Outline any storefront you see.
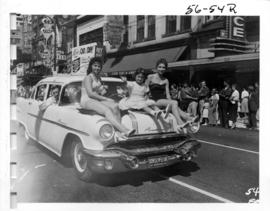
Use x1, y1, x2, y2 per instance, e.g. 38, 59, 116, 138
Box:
101, 16, 259, 90
166, 16, 259, 90
168, 52, 259, 89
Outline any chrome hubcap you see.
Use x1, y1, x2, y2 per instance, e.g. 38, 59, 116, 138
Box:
74, 143, 87, 172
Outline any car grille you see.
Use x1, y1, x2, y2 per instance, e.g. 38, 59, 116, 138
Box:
106, 133, 192, 156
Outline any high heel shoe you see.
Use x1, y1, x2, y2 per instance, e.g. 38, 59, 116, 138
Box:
153, 110, 162, 118
126, 129, 136, 137
163, 104, 171, 119
114, 131, 128, 142
190, 115, 200, 123
176, 124, 188, 134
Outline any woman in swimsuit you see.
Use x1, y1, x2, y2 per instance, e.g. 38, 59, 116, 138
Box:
80, 57, 135, 139
145, 58, 197, 132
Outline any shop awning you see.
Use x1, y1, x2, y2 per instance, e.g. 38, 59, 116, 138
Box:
169, 52, 259, 70
103, 46, 187, 75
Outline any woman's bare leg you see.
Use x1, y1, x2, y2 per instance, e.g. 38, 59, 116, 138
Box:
101, 100, 122, 122
84, 99, 129, 134
155, 99, 184, 125
178, 107, 193, 121
142, 106, 155, 116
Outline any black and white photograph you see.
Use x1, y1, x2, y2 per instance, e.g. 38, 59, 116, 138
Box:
1, 0, 270, 210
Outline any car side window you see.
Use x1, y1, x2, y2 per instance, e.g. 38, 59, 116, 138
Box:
30, 87, 36, 99
35, 84, 47, 101
47, 84, 62, 103
60, 82, 81, 106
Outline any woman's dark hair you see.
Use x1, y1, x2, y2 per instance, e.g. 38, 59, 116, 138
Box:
156, 58, 168, 69
133, 67, 146, 80
87, 57, 103, 75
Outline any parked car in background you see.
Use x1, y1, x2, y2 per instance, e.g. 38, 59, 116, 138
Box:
17, 75, 201, 182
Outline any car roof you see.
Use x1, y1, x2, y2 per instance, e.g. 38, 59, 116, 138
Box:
39, 74, 124, 85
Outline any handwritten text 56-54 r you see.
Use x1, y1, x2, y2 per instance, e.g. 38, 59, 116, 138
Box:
185, 3, 237, 15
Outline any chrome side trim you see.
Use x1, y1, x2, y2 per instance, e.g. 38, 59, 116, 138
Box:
28, 113, 89, 136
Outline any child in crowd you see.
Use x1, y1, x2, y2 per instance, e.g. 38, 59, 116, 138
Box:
201, 98, 210, 126
119, 68, 168, 118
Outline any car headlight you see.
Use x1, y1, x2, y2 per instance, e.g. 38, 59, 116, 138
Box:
99, 124, 114, 141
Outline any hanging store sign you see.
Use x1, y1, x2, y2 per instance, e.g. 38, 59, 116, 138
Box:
41, 16, 54, 46
104, 16, 125, 48
71, 42, 97, 75
228, 16, 246, 41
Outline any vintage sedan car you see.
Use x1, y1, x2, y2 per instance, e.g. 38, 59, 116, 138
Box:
17, 75, 201, 182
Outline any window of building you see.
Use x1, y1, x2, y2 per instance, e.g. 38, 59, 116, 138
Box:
79, 28, 103, 46
166, 16, 177, 34
205, 16, 220, 23
180, 16, 191, 32
123, 15, 129, 44
137, 16, 145, 41
147, 15, 155, 39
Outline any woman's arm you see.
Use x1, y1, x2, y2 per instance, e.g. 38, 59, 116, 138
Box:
84, 75, 111, 101
165, 79, 172, 100
145, 74, 152, 86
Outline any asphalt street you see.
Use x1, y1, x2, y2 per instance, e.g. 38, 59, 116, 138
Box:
11, 121, 259, 203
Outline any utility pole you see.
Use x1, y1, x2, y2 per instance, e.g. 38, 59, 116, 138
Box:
54, 17, 57, 73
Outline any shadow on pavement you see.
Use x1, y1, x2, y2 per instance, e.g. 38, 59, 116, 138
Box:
92, 161, 200, 187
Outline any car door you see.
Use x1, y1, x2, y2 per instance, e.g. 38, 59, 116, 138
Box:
36, 83, 65, 153
26, 83, 48, 140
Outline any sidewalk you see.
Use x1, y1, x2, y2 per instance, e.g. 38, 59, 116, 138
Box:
194, 124, 259, 147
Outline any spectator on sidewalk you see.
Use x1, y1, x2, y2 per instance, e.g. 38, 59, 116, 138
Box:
201, 98, 210, 126
187, 84, 199, 117
219, 80, 232, 128
170, 83, 180, 101
180, 82, 198, 115
229, 83, 240, 129
240, 87, 249, 123
248, 85, 259, 130
198, 81, 209, 123
208, 88, 219, 126
254, 82, 259, 127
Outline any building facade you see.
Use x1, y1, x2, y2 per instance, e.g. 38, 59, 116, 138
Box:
74, 15, 259, 89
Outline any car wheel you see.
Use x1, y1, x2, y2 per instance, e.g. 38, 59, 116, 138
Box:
71, 140, 95, 182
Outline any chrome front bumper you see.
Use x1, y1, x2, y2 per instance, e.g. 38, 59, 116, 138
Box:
83, 134, 201, 173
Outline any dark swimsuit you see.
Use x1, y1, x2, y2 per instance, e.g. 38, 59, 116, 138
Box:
149, 83, 166, 101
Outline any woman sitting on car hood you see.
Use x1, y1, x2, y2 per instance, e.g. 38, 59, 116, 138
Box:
80, 57, 135, 140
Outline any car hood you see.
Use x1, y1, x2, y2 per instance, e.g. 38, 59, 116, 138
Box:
121, 111, 177, 135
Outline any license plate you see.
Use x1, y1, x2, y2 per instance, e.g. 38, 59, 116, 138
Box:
148, 156, 169, 167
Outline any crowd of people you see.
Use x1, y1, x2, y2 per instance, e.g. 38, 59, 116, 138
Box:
17, 85, 33, 98
169, 80, 259, 130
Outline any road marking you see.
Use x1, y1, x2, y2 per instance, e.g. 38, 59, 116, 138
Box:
18, 169, 30, 183
34, 164, 47, 169
166, 177, 234, 203
198, 139, 259, 154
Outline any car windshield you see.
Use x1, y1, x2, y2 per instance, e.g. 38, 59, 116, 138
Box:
60, 80, 127, 106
